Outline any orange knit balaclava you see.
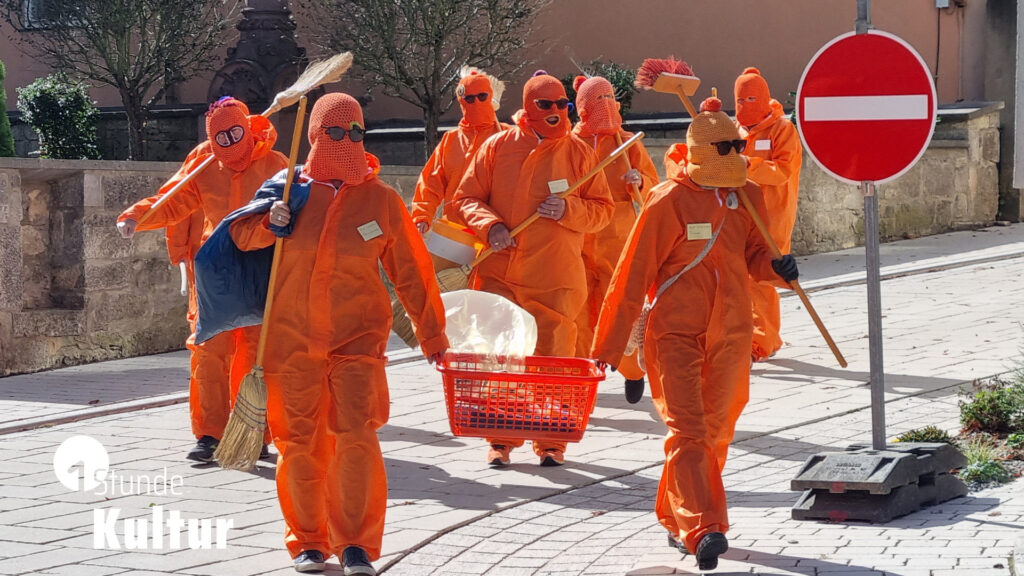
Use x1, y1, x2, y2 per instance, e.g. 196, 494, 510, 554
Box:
574, 75, 622, 136
686, 97, 747, 188
520, 73, 570, 139
206, 97, 254, 172
305, 93, 369, 184
457, 71, 497, 129
734, 67, 772, 128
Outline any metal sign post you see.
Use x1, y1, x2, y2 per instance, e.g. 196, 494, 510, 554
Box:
862, 181, 886, 450
789, 0, 968, 523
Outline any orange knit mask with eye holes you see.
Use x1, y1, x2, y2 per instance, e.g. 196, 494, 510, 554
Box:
457, 72, 497, 129
520, 74, 570, 140
575, 76, 621, 136
686, 97, 747, 188
305, 93, 369, 184
206, 97, 254, 172
735, 67, 772, 128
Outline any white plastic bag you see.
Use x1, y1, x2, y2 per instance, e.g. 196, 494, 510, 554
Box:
440, 290, 537, 368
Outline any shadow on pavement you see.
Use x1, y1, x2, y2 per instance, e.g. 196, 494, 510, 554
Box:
756, 357, 967, 396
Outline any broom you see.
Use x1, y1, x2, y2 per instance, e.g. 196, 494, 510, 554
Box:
137, 53, 354, 226
614, 132, 645, 215
214, 95, 309, 470
635, 57, 847, 368
465, 131, 645, 272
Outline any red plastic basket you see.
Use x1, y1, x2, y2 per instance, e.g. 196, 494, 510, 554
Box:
436, 352, 605, 442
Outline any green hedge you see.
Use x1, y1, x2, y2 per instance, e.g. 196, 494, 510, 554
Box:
0, 60, 14, 157
16, 74, 101, 160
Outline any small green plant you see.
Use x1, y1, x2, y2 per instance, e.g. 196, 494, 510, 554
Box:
958, 437, 1012, 484
1007, 432, 1024, 449
0, 59, 14, 157
895, 425, 955, 444
16, 74, 101, 160
959, 378, 1024, 434
561, 59, 638, 123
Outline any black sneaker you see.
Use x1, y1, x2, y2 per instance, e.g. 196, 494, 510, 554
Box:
624, 377, 645, 404
341, 546, 376, 575
186, 436, 219, 463
260, 444, 272, 460
293, 550, 326, 573
695, 532, 729, 570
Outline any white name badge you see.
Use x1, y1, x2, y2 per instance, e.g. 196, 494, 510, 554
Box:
547, 179, 570, 194
755, 139, 771, 151
687, 222, 713, 240
357, 220, 383, 241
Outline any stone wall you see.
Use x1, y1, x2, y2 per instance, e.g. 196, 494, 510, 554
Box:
643, 103, 1002, 254
0, 158, 187, 376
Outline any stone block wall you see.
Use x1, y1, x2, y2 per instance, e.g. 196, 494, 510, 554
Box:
643, 103, 1002, 254
0, 158, 187, 376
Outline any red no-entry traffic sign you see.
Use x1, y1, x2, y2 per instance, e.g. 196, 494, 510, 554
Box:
797, 30, 937, 185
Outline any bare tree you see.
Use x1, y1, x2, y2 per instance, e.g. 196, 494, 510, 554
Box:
1, 0, 241, 160
300, 0, 549, 155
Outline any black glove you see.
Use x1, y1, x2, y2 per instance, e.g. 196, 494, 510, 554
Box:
772, 254, 799, 282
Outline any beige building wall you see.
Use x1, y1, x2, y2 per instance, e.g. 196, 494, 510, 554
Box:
1, 0, 984, 123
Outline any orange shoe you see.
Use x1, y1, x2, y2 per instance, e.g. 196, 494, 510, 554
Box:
487, 444, 511, 467
538, 448, 564, 467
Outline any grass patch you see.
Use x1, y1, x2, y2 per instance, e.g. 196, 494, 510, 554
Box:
958, 437, 1013, 484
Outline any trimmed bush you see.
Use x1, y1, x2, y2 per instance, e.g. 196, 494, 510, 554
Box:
0, 60, 14, 157
959, 378, 1024, 434
16, 74, 101, 160
895, 425, 955, 444
959, 438, 1012, 484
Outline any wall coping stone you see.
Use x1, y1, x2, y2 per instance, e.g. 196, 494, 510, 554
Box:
0, 158, 180, 182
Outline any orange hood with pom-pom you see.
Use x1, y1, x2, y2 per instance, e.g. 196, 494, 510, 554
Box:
686, 97, 747, 188
735, 67, 773, 128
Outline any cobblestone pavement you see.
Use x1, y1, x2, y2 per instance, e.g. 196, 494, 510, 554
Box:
0, 226, 1022, 575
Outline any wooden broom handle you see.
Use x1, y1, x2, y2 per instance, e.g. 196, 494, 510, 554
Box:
137, 155, 216, 225
467, 132, 645, 270
674, 87, 699, 119
254, 95, 308, 366
735, 188, 848, 368
613, 132, 644, 213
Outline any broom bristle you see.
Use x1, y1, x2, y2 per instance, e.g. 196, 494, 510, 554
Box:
214, 369, 268, 471
436, 267, 469, 292
264, 52, 355, 115
635, 57, 695, 90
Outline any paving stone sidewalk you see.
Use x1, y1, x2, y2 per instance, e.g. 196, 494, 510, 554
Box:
0, 228, 1021, 575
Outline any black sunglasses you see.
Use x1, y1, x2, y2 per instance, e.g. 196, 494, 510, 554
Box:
463, 92, 489, 104
534, 98, 570, 111
323, 125, 365, 143
712, 139, 746, 155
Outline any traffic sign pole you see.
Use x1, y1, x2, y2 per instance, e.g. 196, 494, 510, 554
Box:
862, 181, 886, 450
856, 0, 887, 451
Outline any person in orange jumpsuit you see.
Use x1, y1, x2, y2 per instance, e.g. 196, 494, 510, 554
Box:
454, 72, 614, 467
734, 67, 803, 362
116, 97, 287, 462
229, 92, 449, 575
165, 210, 204, 416
411, 67, 508, 232
591, 97, 798, 571
571, 75, 659, 404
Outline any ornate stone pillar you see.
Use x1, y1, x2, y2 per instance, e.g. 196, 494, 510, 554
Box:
207, 0, 307, 113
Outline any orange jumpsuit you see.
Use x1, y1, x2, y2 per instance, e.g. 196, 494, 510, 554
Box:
166, 210, 205, 402
118, 114, 287, 440
739, 99, 802, 360
229, 155, 448, 561
454, 100, 613, 456
572, 126, 658, 363
591, 174, 780, 554
411, 119, 508, 228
